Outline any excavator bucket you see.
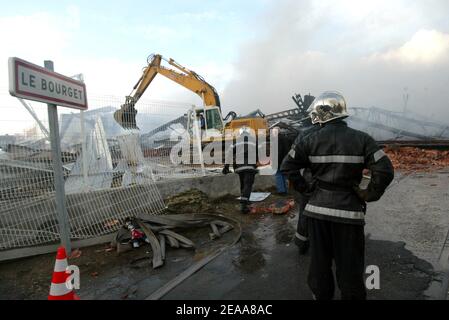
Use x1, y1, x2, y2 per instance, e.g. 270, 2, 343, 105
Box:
114, 104, 139, 130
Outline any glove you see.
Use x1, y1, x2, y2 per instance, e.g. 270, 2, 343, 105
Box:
222, 166, 230, 175
353, 186, 380, 202
353, 186, 368, 201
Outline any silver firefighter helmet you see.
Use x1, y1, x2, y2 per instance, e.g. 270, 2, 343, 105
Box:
307, 91, 348, 124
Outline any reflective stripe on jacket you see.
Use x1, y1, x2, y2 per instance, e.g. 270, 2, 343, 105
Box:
226, 136, 258, 172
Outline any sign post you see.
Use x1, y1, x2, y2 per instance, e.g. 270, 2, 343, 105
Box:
9, 57, 89, 254
44, 60, 72, 254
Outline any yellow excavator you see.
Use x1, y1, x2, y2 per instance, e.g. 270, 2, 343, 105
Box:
113, 54, 267, 143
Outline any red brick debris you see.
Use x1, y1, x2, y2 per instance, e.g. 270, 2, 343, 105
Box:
384, 146, 449, 172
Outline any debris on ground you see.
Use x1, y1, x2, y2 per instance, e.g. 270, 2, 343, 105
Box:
165, 189, 213, 213
250, 199, 295, 215
112, 213, 238, 269
384, 146, 449, 172
69, 248, 82, 259
236, 192, 271, 202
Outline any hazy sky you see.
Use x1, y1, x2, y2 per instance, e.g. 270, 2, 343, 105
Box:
223, 0, 449, 119
1, 0, 449, 134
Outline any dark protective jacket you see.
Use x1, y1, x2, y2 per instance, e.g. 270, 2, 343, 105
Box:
280, 119, 394, 225
281, 125, 321, 193
224, 134, 258, 173
277, 132, 296, 166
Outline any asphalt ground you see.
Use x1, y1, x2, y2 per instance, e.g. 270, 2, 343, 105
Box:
0, 170, 448, 300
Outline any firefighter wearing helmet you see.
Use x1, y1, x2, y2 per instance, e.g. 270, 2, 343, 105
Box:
281, 91, 394, 299
222, 127, 259, 214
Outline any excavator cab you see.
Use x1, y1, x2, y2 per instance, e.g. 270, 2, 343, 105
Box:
187, 106, 224, 142
204, 108, 224, 132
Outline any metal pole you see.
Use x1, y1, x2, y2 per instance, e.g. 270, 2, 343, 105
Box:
80, 110, 88, 190
192, 106, 206, 176
45, 60, 71, 254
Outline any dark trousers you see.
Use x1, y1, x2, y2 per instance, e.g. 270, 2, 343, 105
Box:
238, 171, 256, 202
307, 218, 366, 300
296, 193, 309, 241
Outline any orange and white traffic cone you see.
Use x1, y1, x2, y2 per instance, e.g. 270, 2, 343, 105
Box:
48, 246, 79, 300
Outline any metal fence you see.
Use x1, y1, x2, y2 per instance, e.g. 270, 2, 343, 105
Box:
0, 92, 206, 251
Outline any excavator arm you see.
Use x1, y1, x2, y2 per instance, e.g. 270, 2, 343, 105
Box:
114, 54, 221, 129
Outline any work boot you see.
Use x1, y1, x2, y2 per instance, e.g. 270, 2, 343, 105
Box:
240, 201, 250, 214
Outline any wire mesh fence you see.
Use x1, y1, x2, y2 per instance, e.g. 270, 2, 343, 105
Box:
0, 91, 207, 251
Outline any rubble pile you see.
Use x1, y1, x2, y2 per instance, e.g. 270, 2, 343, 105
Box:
165, 189, 212, 213
384, 146, 449, 171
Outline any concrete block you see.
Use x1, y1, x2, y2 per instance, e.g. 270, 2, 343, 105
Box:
155, 174, 276, 199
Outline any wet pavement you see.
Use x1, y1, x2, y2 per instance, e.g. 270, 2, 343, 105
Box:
163, 211, 435, 300
366, 170, 449, 299
0, 170, 448, 300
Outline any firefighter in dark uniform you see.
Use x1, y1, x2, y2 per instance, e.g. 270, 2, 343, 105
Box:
223, 128, 258, 214
281, 91, 394, 300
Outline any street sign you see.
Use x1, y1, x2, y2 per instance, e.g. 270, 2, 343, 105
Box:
7, 58, 82, 253
8, 57, 88, 110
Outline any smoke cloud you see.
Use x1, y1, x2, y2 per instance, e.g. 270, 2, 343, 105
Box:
222, 0, 449, 121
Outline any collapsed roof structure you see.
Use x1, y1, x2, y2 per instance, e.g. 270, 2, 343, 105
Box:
264, 93, 449, 142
